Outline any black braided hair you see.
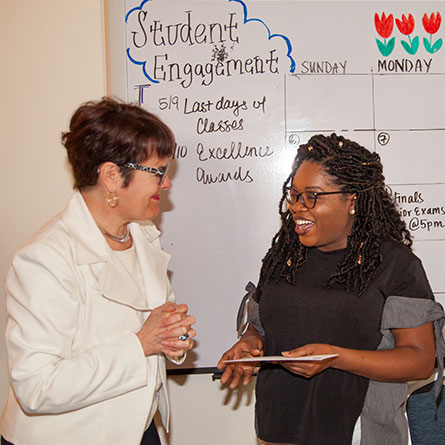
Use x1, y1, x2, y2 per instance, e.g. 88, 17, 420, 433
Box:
256, 133, 412, 297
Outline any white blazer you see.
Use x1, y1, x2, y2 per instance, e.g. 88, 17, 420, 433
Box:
0, 191, 179, 445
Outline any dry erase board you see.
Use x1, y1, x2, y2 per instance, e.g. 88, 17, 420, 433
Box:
105, 0, 445, 370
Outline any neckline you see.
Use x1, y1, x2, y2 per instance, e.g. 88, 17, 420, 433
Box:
310, 246, 347, 256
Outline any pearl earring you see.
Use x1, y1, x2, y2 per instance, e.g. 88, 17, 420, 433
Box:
349, 208, 356, 215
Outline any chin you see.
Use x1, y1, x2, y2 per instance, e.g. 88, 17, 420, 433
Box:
298, 235, 316, 248
147, 208, 160, 220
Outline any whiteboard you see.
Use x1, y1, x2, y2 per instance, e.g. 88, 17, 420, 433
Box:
105, 0, 445, 370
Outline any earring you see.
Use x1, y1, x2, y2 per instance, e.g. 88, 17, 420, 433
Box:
349, 208, 356, 215
106, 191, 119, 208
357, 241, 364, 265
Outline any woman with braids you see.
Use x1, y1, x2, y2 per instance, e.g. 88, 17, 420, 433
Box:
217, 133, 444, 445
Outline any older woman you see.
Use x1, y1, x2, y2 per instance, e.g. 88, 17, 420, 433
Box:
218, 133, 444, 445
0, 97, 195, 445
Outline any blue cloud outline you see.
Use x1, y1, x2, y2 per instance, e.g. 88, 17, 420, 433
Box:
125, 0, 159, 83
126, 48, 159, 84
229, 0, 296, 73
125, 0, 296, 84
125, 0, 151, 23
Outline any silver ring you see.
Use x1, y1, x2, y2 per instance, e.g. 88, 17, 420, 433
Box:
178, 333, 189, 341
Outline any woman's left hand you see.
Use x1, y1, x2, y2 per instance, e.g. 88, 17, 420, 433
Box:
279, 343, 339, 378
159, 303, 196, 358
136, 303, 195, 359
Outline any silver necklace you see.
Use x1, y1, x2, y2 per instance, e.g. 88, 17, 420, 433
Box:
100, 225, 131, 243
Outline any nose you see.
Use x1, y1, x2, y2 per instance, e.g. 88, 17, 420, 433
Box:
161, 175, 171, 190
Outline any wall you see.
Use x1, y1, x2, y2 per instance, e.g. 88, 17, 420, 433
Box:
0, 1, 256, 443
158, 375, 257, 444
0, 0, 105, 417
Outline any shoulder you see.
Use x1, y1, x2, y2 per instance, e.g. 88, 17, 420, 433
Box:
379, 237, 424, 272
6, 215, 82, 304
380, 237, 415, 260
377, 238, 433, 300
17, 214, 72, 259
9, 204, 81, 280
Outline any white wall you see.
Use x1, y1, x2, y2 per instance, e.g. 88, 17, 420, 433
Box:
158, 375, 257, 444
0, 1, 256, 443
0, 0, 104, 404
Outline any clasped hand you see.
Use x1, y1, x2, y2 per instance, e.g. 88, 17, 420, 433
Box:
136, 302, 196, 358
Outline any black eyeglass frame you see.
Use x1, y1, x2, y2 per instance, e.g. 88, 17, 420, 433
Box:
124, 162, 170, 185
284, 186, 346, 209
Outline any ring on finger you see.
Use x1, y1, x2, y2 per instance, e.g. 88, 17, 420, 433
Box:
178, 333, 189, 341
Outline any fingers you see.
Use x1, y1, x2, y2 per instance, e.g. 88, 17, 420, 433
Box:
162, 327, 195, 357
137, 303, 196, 357
161, 307, 195, 328
281, 362, 317, 377
217, 352, 231, 370
250, 348, 263, 358
162, 341, 195, 358
159, 302, 178, 313
281, 345, 309, 358
156, 302, 190, 318
217, 343, 262, 388
220, 364, 255, 389
161, 328, 196, 349
162, 313, 195, 329
172, 303, 189, 313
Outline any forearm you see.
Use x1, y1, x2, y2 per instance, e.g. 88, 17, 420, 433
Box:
10, 333, 148, 414
331, 344, 435, 382
282, 323, 436, 381
240, 324, 264, 351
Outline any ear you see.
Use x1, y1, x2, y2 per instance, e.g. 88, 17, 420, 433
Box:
97, 162, 123, 192
348, 193, 357, 215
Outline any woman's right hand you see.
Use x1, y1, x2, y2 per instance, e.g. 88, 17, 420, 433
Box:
217, 326, 264, 389
136, 302, 195, 358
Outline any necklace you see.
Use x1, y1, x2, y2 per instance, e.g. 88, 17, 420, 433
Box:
100, 225, 131, 243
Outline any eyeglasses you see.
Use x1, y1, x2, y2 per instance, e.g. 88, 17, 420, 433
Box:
124, 162, 170, 185
284, 186, 345, 209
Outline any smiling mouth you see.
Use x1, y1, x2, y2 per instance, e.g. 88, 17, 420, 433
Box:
293, 218, 314, 235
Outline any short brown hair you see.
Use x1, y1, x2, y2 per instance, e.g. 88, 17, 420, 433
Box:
62, 97, 175, 189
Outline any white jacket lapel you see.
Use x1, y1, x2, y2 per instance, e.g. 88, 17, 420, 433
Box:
131, 223, 171, 310
62, 191, 151, 310
96, 257, 150, 310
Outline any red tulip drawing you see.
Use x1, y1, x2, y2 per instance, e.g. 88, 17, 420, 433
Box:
375, 12, 394, 38
396, 13, 415, 35
396, 13, 419, 54
422, 12, 442, 53
423, 11, 442, 34
375, 13, 395, 56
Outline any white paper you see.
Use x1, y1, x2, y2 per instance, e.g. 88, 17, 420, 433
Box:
224, 354, 339, 363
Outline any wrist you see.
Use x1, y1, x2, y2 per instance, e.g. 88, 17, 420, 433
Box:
136, 331, 155, 357
241, 333, 264, 351
328, 345, 344, 369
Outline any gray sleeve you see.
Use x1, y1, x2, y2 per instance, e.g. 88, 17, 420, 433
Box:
247, 292, 265, 337
361, 296, 445, 445
236, 282, 265, 338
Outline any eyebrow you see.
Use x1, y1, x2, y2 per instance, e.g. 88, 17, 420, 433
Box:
290, 186, 326, 192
